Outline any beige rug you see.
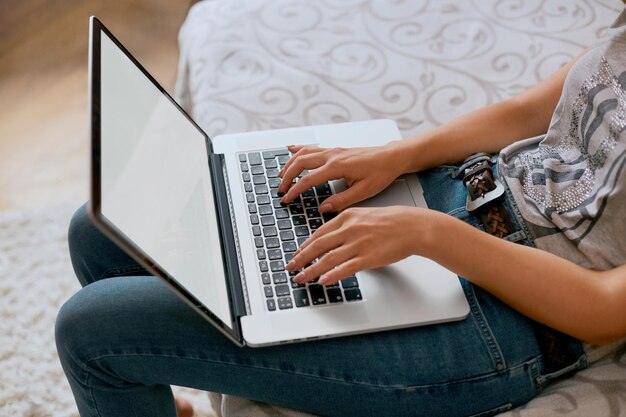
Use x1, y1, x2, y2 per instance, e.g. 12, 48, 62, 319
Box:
0, 204, 215, 417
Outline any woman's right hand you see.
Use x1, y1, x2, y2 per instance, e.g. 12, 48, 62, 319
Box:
278, 143, 409, 212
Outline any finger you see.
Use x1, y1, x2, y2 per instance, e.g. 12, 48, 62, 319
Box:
293, 247, 356, 284
287, 144, 307, 153
278, 146, 322, 178
287, 229, 344, 272
279, 152, 328, 197
317, 258, 363, 286
318, 181, 370, 213
281, 167, 337, 203
294, 213, 345, 255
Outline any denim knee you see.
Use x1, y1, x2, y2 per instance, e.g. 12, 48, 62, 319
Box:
68, 204, 98, 287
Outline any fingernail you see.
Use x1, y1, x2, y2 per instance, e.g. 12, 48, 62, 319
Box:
319, 202, 332, 213
294, 272, 304, 283
318, 275, 329, 285
287, 144, 295, 149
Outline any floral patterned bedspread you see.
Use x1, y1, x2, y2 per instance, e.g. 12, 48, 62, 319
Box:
175, 1, 626, 415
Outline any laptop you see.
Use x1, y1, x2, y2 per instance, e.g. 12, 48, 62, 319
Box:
88, 17, 469, 347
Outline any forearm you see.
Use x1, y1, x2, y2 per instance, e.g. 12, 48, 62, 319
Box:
420, 211, 624, 346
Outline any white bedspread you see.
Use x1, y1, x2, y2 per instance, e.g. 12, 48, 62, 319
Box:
175, 1, 626, 416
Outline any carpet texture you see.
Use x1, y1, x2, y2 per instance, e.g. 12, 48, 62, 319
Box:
0, 204, 215, 417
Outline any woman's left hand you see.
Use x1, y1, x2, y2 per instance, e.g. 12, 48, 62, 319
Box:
286, 206, 435, 285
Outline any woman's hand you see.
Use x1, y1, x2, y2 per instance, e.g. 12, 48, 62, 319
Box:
278, 143, 409, 212
285, 206, 436, 285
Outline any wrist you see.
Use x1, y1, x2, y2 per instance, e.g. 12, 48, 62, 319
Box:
384, 139, 426, 175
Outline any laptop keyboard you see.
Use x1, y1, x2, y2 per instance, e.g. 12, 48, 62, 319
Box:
238, 148, 363, 312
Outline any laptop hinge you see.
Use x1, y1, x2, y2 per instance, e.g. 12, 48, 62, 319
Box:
209, 153, 247, 320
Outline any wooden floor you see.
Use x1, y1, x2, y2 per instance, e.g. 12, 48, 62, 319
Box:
0, 0, 192, 212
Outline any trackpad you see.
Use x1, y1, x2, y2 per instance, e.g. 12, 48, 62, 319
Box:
353, 179, 417, 208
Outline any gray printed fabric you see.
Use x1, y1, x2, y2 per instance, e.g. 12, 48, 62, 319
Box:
498, 8, 626, 272
175, 1, 626, 416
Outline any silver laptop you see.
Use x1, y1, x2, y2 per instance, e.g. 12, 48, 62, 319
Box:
88, 17, 469, 347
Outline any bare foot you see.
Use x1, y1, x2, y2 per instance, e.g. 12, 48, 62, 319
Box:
175, 397, 194, 417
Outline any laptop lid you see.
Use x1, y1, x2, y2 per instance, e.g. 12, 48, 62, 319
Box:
88, 17, 245, 345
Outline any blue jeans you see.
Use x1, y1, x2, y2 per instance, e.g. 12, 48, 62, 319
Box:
56, 157, 586, 417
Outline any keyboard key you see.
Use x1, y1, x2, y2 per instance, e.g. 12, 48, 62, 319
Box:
263, 226, 277, 237
259, 261, 268, 272
259, 205, 273, 216
295, 226, 309, 237
344, 288, 362, 302
284, 253, 294, 263
275, 284, 291, 297
277, 296, 293, 310
246, 193, 255, 203
248, 204, 257, 214
257, 195, 271, 205
250, 214, 259, 225
272, 272, 288, 284
293, 289, 310, 307
264, 286, 273, 298
270, 260, 285, 272
256, 249, 266, 260
251, 165, 264, 175
302, 188, 315, 197
315, 184, 332, 196
265, 237, 280, 249
280, 230, 295, 241
262, 150, 276, 159
340, 276, 359, 288
261, 216, 275, 226
255, 185, 269, 194
275, 208, 289, 219
306, 208, 320, 218
268, 178, 281, 189
271, 189, 281, 198
282, 241, 297, 252
266, 169, 279, 178
327, 288, 343, 303
244, 183, 253, 193
266, 298, 276, 311
242, 172, 251, 182
253, 175, 266, 185
277, 219, 292, 230
308, 284, 327, 305
309, 218, 323, 230
272, 199, 285, 209
290, 204, 304, 215
261, 273, 271, 285
322, 212, 337, 222
238, 154, 247, 162
248, 152, 262, 166
277, 155, 290, 165
274, 148, 289, 156
292, 215, 306, 226
240, 162, 249, 172
254, 237, 264, 248
290, 278, 305, 288
303, 198, 317, 208
297, 237, 307, 246
268, 249, 282, 260
264, 159, 278, 169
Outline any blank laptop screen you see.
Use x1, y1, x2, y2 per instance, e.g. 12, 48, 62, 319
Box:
98, 30, 232, 325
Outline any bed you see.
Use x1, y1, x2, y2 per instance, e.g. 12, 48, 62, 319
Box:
174, 1, 626, 416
